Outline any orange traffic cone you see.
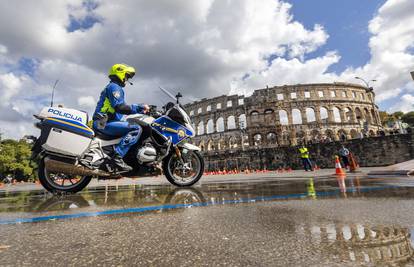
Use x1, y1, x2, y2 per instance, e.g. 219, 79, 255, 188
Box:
334, 156, 346, 176
348, 153, 360, 173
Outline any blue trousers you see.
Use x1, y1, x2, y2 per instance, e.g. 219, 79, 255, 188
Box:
93, 121, 142, 157
301, 158, 313, 171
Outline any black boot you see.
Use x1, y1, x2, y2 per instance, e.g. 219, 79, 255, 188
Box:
111, 154, 133, 173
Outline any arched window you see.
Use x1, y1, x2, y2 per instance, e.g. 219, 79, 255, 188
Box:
364, 108, 372, 123
279, 110, 289, 125
355, 107, 363, 122
197, 121, 204, 135
320, 107, 328, 121
264, 109, 274, 114
206, 119, 214, 134
344, 108, 352, 122
216, 117, 224, 132
250, 110, 259, 116
267, 132, 277, 144
207, 140, 213, 151
333, 107, 341, 123
229, 137, 238, 149
253, 134, 262, 146
227, 116, 236, 130
306, 108, 316, 122
292, 109, 302, 124
239, 114, 247, 129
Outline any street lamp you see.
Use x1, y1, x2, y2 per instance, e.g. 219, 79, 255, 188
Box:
354, 76, 376, 90
355, 76, 381, 131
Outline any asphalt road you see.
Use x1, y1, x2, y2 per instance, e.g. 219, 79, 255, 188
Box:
1, 174, 414, 266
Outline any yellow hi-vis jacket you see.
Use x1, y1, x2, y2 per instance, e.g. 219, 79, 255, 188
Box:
299, 147, 310, 159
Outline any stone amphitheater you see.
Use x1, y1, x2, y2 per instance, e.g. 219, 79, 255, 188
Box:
184, 83, 383, 151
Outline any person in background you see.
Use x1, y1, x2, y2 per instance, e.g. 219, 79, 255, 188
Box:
339, 145, 350, 169
299, 144, 313, 171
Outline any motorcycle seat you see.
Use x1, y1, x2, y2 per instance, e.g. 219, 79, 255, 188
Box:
94, 130, 119, 141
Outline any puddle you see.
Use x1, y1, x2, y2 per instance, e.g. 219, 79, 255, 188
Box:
1, 176, 414, 215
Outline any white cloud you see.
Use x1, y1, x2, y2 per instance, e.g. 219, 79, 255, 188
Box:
78, 96, 96, 109
390, 94, 414, 112
0, 0, 413, 139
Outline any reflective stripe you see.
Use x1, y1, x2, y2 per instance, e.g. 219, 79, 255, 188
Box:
100, 97, 115, 114
45, 117, 94, 136
299, 148, 309, 158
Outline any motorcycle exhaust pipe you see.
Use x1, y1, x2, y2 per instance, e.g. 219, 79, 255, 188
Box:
44, 158, 110, 177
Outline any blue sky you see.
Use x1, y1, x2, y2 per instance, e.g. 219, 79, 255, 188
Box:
287, 0, 386, 74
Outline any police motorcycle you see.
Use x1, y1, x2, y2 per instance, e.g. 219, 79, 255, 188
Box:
32, 88, 204, 194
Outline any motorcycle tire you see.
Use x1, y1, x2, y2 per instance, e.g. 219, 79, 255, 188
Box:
38, 157, 92, 194
163, 150, 204, 187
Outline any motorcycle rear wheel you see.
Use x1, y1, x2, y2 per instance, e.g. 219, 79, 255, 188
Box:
163, 150, 204, 187
38, 157, 92, 194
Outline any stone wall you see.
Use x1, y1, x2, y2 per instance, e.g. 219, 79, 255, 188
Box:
202, 131, 414, 171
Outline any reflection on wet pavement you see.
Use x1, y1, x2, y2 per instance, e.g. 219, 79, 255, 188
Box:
300, 223, 414, 265
0, 176, 409, 215
2, 175, 414, 265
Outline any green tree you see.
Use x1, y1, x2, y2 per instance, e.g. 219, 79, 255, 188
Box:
392, 111, 404, 119
0, 139, 34, 181
402, 112, 414, 126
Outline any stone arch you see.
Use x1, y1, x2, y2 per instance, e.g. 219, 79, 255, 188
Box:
344, 107, 352, 122
292, 108, 302, 124
325, 129, 335, 141
206, 139, 213, 151
310, 129, 321, 142
250, 110, 259, 116
364, 108, 372, 123
217, 138, 226, 150
279, 110, 289, 125
227, 115, 236, 130
296, 131, 306, 144
197, 121, 205, 135
320, 107, 329, 122
216, 117, 225, 132
355, 107, 363, 122
306, 107, 316, 123
337, 129, 348, 141
333, 107, 341, 123
206, 119, 214, 134
239, 114, 247, 129
350, 129, 359, 139
281, 131, 290, 145
253, 133, 262, 146
198, 140, 205, 151
264, 109, 274, 114
266, 132, 277, 145
228, 136, 238, 149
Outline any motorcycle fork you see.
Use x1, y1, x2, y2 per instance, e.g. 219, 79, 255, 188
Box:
174, 146, 185, 164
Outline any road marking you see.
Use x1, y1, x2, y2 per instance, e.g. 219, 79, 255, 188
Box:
0, 185, 398, 225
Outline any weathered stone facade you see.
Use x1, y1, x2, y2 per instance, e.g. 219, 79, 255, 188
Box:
200, 132, 414, 171
185, 83, 383, 151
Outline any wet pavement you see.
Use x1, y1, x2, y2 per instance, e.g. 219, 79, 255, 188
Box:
1, 175, 414, 266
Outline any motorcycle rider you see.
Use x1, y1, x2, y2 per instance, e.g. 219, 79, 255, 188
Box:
93, 63, 149, 172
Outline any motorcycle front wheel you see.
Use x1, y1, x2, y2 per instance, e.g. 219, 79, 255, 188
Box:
38, 157, 92, 194
163, 150, 204, 187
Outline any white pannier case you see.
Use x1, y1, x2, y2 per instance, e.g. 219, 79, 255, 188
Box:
37, 107, 94, 157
